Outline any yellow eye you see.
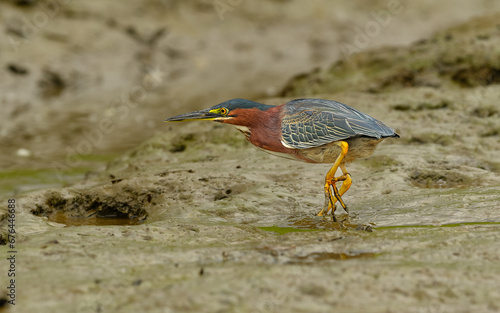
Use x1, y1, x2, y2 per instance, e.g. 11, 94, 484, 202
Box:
220, 108, 228, 115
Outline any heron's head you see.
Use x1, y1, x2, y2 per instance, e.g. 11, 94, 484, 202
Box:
165, 98, 274, 126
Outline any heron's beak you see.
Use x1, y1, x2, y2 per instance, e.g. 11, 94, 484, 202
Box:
164, 109, 221, 122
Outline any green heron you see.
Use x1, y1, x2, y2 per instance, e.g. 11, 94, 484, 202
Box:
165, 98, 399, 221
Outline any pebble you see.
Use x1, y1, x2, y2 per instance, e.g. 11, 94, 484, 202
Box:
16, 148, 32, 157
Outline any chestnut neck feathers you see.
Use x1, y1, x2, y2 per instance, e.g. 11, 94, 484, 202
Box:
221, 105, 293, 154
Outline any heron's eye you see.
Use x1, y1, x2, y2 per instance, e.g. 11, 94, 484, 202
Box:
220, 108, 228, 115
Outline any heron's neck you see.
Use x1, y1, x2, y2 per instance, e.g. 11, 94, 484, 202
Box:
224, 105, 293, 154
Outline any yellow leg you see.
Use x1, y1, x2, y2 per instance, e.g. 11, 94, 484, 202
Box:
316, 142, 352, 220
318, 172, 351, 218
337, 164, 352, 213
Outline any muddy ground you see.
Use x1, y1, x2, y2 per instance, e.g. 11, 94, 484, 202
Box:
1, 1, 500, 313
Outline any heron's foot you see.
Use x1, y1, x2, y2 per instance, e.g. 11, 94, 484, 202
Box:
318, 191, 344, 224
316, 207, 327, 217
331, 174, 349, 205
316, 196, 334, 217
324, 174, 350, 212
319, 172, 352, 221
336, 217, 348, 229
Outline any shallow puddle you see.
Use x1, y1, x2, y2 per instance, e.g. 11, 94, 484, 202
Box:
48, 211, 144, 226
291, 251, 376, 263
287, 215, 368, 230
260, 216, 373, 233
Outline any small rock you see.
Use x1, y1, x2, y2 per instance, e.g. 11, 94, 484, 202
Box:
7, 63, 28, 75
16, 148, 31, 157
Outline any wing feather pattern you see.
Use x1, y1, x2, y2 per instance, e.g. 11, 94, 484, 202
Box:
281, 99, 397, 149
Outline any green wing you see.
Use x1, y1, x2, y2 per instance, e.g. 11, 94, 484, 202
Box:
280, 99, 397, 149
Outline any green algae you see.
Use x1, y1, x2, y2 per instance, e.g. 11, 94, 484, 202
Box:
375, 221, 500, 230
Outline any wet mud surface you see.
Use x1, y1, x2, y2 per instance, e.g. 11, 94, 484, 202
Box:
1, 2, 500, 313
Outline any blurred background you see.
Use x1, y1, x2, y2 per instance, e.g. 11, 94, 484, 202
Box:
1, 0, 500, 196
3, 2, 500, 313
